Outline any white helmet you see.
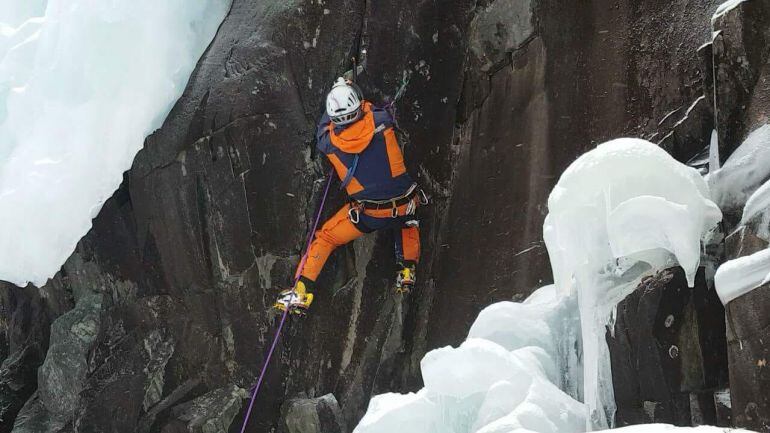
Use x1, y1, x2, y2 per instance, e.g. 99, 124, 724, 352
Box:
326, 77, 362, 125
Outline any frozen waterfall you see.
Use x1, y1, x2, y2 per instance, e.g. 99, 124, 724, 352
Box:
353, 138, 724, 433
0, 0, 230, 286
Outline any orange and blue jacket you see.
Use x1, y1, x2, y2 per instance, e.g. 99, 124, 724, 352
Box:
317, 101, 414, 201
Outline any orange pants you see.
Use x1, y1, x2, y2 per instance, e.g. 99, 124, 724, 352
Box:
300, 203, 420, 283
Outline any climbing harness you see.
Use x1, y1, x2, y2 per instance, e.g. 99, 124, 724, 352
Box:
238, 168, 334, 433
347, 183, 428, 223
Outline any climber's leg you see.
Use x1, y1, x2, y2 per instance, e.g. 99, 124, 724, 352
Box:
300, 204, 365, 283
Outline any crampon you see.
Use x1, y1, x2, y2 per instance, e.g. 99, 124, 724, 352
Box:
395, 265, 416, 294
273, 288, 313, 316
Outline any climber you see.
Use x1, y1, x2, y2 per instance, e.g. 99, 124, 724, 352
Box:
274, 77, 425, 313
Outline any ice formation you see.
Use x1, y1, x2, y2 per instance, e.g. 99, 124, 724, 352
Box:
708, 124, 770, 210
714, 248, 770, 304
733, 126, 770, 236
709, 124, 770, 304
544, 138, 721, 427
740, 178, 770, 235
712, 0, 747, 23
708, 129, 719, 173
354, 139, 722, 433
0, 0, 230, 286
353, 285, 587, 433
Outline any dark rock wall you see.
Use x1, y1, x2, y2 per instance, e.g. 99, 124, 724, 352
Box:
431, 0, 722, 348
0, 285, 57, 433
1, 0, 767, 432
712, 2, 770, 432
724, 228, 770, 432
712, 0, 770, 160
607, 268, 728, 427
606, 2, 770, 431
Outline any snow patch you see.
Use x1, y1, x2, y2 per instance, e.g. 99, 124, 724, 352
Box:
0, 0, 230, 286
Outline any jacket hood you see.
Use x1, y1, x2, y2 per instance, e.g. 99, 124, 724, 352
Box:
329, 101, 375, 154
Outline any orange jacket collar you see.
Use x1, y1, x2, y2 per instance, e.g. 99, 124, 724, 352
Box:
329, 101, 375, 154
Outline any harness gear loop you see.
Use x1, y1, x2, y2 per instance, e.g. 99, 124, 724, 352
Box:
391, 202, 399, 218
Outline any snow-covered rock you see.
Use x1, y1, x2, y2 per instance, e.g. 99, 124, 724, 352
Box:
0, 0, 230, 286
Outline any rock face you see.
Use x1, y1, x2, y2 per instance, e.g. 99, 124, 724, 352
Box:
1, 0, 768, 432
608, 268, 728, 427
280, 394, 346, 433
712, 0, 770, 160
723, 228, 770, 432
711, 2, 770, 432
160, 385, 247, 433
0, 285, 58, 433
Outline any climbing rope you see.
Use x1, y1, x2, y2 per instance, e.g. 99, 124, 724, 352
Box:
238, 168, 334, 433
383, 71, 411, 133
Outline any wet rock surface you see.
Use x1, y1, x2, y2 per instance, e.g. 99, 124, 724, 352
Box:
1, 0, 768, 432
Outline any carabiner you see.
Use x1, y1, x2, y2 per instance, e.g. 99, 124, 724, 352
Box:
405, 200, 416, 216
418, 189, 429, 205
348, 206, 360, 224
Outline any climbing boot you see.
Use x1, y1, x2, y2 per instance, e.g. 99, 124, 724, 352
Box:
395, 263, 416, 294
274, 278, 314, 314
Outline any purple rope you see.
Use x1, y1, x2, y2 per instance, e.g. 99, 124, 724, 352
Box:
239, 169, 335, 433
